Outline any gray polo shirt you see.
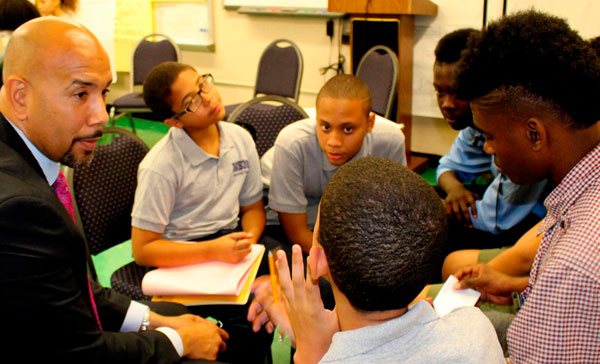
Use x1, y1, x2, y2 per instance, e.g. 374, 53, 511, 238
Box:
267, 118, 406, 227
131, 122, 262, 241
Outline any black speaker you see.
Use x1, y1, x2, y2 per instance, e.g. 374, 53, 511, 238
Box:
350, 18, 400, 74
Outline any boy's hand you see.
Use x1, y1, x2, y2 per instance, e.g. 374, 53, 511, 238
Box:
444, 186, 479, 227
277, 245, 339, 364
210, 232, 252, 263
247, 275, 295, 344
454, 263, 527, 305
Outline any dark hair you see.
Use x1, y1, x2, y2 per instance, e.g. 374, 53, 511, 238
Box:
318, 156, 447, 312
434, 28, 480, 64
143, 61, 195, 120
0, 0, 40, 31
316, 74, 372, 115
456, 10, 600, 129
588, 36, 600, 58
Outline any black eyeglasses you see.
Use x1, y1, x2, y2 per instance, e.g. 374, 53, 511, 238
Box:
171, 74, 214, 119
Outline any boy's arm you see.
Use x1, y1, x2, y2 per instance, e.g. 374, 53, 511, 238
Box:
131, 227, 252, 267
240, 199, 266, 244
486, 220, 542, 276
278, 211, 314, 253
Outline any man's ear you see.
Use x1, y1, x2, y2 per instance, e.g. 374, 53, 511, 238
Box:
525, 117, 546, 152
307, 245, 329, 282
366, 112, 375, 133
164, 117, 183, 129
4, 76, 28, 120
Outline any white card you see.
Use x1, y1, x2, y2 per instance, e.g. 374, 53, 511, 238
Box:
433, 274, 481, 317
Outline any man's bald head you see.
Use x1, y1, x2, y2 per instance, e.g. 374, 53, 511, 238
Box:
3, 17, 107, 85
1, 16, 111, 166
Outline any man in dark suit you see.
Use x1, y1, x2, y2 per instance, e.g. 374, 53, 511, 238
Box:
0, 17, 229, 362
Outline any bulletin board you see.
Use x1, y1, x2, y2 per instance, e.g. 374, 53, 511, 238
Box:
114, 0, 153, 72
152, 0, 215, 52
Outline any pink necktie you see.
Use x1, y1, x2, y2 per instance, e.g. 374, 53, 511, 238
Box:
52, 169, 103, 331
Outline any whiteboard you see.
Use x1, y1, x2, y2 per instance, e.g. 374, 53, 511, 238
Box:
223, 0, 327, 9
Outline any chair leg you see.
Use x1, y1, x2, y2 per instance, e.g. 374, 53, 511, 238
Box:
128, 114, 137, 134
109, 106, 116, 127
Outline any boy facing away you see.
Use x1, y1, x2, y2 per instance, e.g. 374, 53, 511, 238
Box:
132, 61, 265, 268
433, 28, 549, 255
250, 157, 504, 363
266, 74, 407, 253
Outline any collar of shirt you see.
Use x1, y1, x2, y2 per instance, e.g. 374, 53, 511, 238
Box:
172, 122, 232, 166
5, 117, 60, 186
524, 142, 600, 299
322, 301, 437, 361
540, 142, 600, 235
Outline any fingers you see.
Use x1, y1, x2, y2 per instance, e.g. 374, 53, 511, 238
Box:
276, 249, 293, 301
227, 231, 254, 240
247, 299, 261, 321
233, 238, 252, 251
290, 245, 306, 298
218, 327, 229, 341
467, 193, 478, 219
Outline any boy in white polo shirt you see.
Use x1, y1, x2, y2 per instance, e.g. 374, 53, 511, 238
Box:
132, 61, 265, 268
266, 74, 406, 253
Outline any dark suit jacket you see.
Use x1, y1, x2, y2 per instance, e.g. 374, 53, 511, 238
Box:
0, 114, 181, 363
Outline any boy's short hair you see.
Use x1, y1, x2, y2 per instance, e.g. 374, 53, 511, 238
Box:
434, 28, 480, 64
318, 156, 447, 312
456, 10, 600, 129
316, 74, 372, 116
143, 61, 195, 120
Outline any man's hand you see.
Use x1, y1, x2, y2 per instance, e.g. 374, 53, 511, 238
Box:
277, 245, 339, 364
177, 320, 229, 360
454, 263, 529, 305
247, 275, 295, 344
208, 232, 253, 263
443, 187, 479, 226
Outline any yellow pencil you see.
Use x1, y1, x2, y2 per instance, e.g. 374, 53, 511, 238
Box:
268, 251, 280, 305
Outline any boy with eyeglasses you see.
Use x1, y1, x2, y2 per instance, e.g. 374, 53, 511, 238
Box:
127, 61, 273, 363
132, 61, 265, 268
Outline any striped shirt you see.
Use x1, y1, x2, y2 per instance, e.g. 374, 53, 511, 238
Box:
507, 143, 600, 362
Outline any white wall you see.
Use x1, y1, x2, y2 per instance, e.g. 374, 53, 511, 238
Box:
107, 0, 600, 156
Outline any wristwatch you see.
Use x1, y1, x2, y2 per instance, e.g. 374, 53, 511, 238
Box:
140, 307, 151, 331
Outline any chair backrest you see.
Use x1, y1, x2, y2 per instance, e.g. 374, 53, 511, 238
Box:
254, 39, 303, 102
67, 127, 149, 255
130, 33, 181, 90
228, 95, 309, 157
355, 45, 399, 119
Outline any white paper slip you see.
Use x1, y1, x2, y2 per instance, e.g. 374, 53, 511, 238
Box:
433, 274, 481, 317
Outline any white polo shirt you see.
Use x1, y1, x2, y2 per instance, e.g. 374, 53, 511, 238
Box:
132, 122, 262, 241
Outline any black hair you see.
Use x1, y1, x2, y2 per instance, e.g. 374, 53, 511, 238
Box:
0, 0, 40, 31
143, 61, 195, 121
318, 156, 447, 312
316, 74, 372, 116
588, 36, 600, 58
434, 28, 480, 64
456, 10, 600, 129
